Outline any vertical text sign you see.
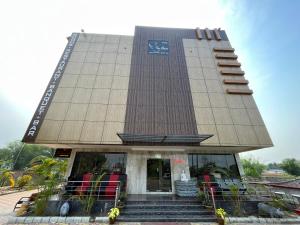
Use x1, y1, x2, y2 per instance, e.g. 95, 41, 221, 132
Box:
23, 33, 79, 142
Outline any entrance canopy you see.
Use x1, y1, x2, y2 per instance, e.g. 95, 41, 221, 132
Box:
117, 133, 213, 145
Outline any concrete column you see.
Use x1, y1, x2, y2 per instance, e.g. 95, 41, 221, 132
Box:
126, 152, 147, 194
65, 149, 77, 179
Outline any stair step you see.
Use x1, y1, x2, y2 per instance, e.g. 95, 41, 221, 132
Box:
126, 200, 201, 205
118, 215, 217, 222
121, 196, 214, 222
121, 210, 214, 216
124, 204, 206, 210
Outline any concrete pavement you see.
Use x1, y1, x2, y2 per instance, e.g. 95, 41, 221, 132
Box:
0, 189, 37, 224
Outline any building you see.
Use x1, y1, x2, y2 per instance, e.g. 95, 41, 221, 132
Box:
23, 26, 273, 194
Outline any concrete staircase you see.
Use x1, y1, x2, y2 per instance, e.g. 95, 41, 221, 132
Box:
117, 198, 217, 222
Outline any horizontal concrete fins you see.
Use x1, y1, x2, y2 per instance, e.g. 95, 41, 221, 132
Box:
215, 53, 238, 59
220, 69, 245, 75
223, 79, 249, 85
195, 27, 203, 40
226, 89, 253, 95
213, 47, 235, 52
218, 61, 241, 67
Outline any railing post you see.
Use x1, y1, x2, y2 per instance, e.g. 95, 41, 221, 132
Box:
114, 184, 119, 208
210, 187, 217, 214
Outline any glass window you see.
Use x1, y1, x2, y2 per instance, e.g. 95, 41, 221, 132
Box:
225, 155, 240, 177
70, 152, 127, 179
188, 154, 240, 178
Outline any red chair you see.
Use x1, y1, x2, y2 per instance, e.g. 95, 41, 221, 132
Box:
104, 174, 120, 196
203, 175, 217, 194
76, 172, 93, 195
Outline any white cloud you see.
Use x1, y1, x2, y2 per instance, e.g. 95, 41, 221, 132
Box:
0, 0, 233, 113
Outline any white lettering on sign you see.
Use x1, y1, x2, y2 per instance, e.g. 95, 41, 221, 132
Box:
24, 33, 79, 140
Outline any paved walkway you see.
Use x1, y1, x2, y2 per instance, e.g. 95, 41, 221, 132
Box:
6, 222, 218, 225
2, 223, 295, 225
0, 189, 37, 224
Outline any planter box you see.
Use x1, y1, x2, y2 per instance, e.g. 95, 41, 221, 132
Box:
40, 200, 114, 216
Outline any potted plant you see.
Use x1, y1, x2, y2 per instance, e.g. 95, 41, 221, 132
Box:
216, 208, 226, 225
117, 191, 127, 209
197, 190, 206, 202
107, 207, 120, 224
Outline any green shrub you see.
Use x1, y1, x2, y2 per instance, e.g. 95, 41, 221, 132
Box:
197, 190, 206, 202
17, 175, 32, 188
241, 158, 266, 178
229, 184, 243, 216
0, 170, 15, 188
34, 196, 47, 216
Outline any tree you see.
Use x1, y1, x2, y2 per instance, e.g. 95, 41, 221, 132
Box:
27, 155, 67, 215
0, 169, 15, 187
0, 141, 54, 170
267, 162, 280, 170
0, 148, 13, 169
280, 158, 300, 176
241, 158, 266, 178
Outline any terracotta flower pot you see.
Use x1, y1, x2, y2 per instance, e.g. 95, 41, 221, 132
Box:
217, 217, 225, 225
109, 218, 115, 224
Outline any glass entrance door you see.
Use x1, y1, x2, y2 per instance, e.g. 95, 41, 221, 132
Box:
147, 159, 172, 192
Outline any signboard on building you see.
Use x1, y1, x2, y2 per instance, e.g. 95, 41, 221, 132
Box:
22, 33, 79, 143
148, 40, 169, 55
54, 149, 72, 158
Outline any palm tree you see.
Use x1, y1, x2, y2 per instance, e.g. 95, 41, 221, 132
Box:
0, 169, 15, 188
27, 155, 67, 215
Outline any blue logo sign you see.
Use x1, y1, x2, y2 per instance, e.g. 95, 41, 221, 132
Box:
148, 40, 169, 55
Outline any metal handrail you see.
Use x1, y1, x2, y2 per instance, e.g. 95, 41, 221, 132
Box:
62, 180, 121, 200
200, 180, 300, 208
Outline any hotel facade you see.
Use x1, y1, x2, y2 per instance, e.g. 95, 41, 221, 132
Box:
23, 26, 273, 194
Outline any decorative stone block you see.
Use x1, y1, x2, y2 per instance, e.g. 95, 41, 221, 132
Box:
175, 180, 198, 197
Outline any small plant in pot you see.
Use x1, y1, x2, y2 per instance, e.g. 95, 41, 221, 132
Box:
216, 208, 227, 225
117, 192, 127, 208
197, 190, 206, 202
108, 207, 120, 224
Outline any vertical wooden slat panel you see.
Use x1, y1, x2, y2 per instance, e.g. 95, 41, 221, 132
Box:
124, 26, 229, 137
124, 27, 199, 136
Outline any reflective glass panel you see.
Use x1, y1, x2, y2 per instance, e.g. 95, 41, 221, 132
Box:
70, 152, 127, 179
188, 154, 240, 178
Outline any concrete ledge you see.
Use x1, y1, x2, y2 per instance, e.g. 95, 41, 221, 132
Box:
7, 216, 300, 224
226, 216, 300, 224
7, 216, 108, 224
220, 69, 245, 75
213, 47, 235, 52
226, 89, 253, 95
218, 61, 241, 67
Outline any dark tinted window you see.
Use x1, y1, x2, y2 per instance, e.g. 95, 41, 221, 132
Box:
188, 154, 240, 178
70, 152, 127, 178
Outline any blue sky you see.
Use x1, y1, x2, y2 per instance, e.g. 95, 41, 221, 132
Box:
223, 0, 300, 162
0, 0, 299, 163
